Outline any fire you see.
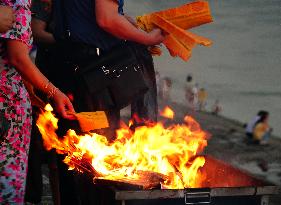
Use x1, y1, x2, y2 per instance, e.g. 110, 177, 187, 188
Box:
37, 105, 208, 189
160, 106, 175, 119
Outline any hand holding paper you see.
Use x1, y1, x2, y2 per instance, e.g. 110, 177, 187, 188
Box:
136, 1, 213, 61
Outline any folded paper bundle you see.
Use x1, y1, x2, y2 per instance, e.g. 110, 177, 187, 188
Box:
69, 111, 109, 132
136, 1, 213, 61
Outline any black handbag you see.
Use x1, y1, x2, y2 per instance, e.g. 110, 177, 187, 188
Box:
75, 42, 149, 109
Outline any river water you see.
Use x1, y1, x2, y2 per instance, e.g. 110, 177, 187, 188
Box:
126, 0, 281, 137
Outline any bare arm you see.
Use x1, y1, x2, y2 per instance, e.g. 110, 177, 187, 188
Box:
95, 0, 164, 46
124, 14, 138, 28
31, 18, 55, 44
7, 40, 75, 119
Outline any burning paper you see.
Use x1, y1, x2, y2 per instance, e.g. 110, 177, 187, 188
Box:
37, 104, 208, 189
137, 0, 213, 61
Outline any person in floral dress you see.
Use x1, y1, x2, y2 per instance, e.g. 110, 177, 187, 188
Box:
0, 0, 75, 204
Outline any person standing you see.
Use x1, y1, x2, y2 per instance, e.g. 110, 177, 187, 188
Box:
159, 77, 172, 101
192, 83, 199, 110
0, 0, 74, 204
198, 88, 208, 111
155, 70, 161, 96
52, 0, 164, 131
24, 0, 61, 204
30, 1, 81, 204
50, 0, 164, 203
185, 74, 194, 109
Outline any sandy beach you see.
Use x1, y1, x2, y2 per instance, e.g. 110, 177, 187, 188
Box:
126, 0, 281, 138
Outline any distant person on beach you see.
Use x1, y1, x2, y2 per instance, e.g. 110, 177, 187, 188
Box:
185, 74, 198, 110
198, 88, 208, 111
253, 111, 272, 145
155, 71, 161, 96
212, 99, 222, 115
160, 77, 173, 101
185, 75, 193, 102
190, 83, 199, 111
245, 110, 267, 139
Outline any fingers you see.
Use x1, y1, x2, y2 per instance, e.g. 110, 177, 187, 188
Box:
53, 92, 76, 120
154, 28, 166, 37
160, 30, 168, 36
147, 28, 165, 45
63, 98, 76, 120
65, 98, 75, 113
58, 103, 74, 120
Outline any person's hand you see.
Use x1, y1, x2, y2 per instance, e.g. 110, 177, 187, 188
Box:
144, 28, 165, 46
0, 6, 15, 33
52, 90, 76, 120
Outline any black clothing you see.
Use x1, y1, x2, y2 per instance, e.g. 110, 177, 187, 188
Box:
53, 0, 122, 51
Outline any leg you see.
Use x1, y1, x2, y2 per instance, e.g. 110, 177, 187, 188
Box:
57, 154, 80, 205
0, 74, 32, 204
25, 110, 43, 204
48, 150, 61, 205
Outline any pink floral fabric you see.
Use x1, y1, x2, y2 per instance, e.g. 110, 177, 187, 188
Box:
0, 0, 32, 204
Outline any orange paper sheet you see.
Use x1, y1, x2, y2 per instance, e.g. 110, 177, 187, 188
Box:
137, 1, 213, 32
163, 34, 192, 61
136, 0, 213, 61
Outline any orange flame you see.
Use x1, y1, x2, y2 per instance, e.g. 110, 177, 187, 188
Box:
160, 106, 175, 119
37, 105, 208, 189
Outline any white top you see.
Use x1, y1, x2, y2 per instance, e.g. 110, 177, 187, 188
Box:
246, 116, 261, 133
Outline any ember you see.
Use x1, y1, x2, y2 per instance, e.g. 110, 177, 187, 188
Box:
37, 104, 208, 189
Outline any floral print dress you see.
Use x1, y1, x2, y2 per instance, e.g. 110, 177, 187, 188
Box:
0, 0, 32, 204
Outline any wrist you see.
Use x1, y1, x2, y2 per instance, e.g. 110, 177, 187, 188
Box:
140, 32, 153, 46
47, 87, 59, 99
42, 80, 59, 99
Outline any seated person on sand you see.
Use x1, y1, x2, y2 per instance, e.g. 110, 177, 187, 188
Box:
211, 99, 222, 115
253, 111, 272, 145
245, 110, 267, 139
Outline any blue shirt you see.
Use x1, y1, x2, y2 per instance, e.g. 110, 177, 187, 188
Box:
54, 0, 124, 51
